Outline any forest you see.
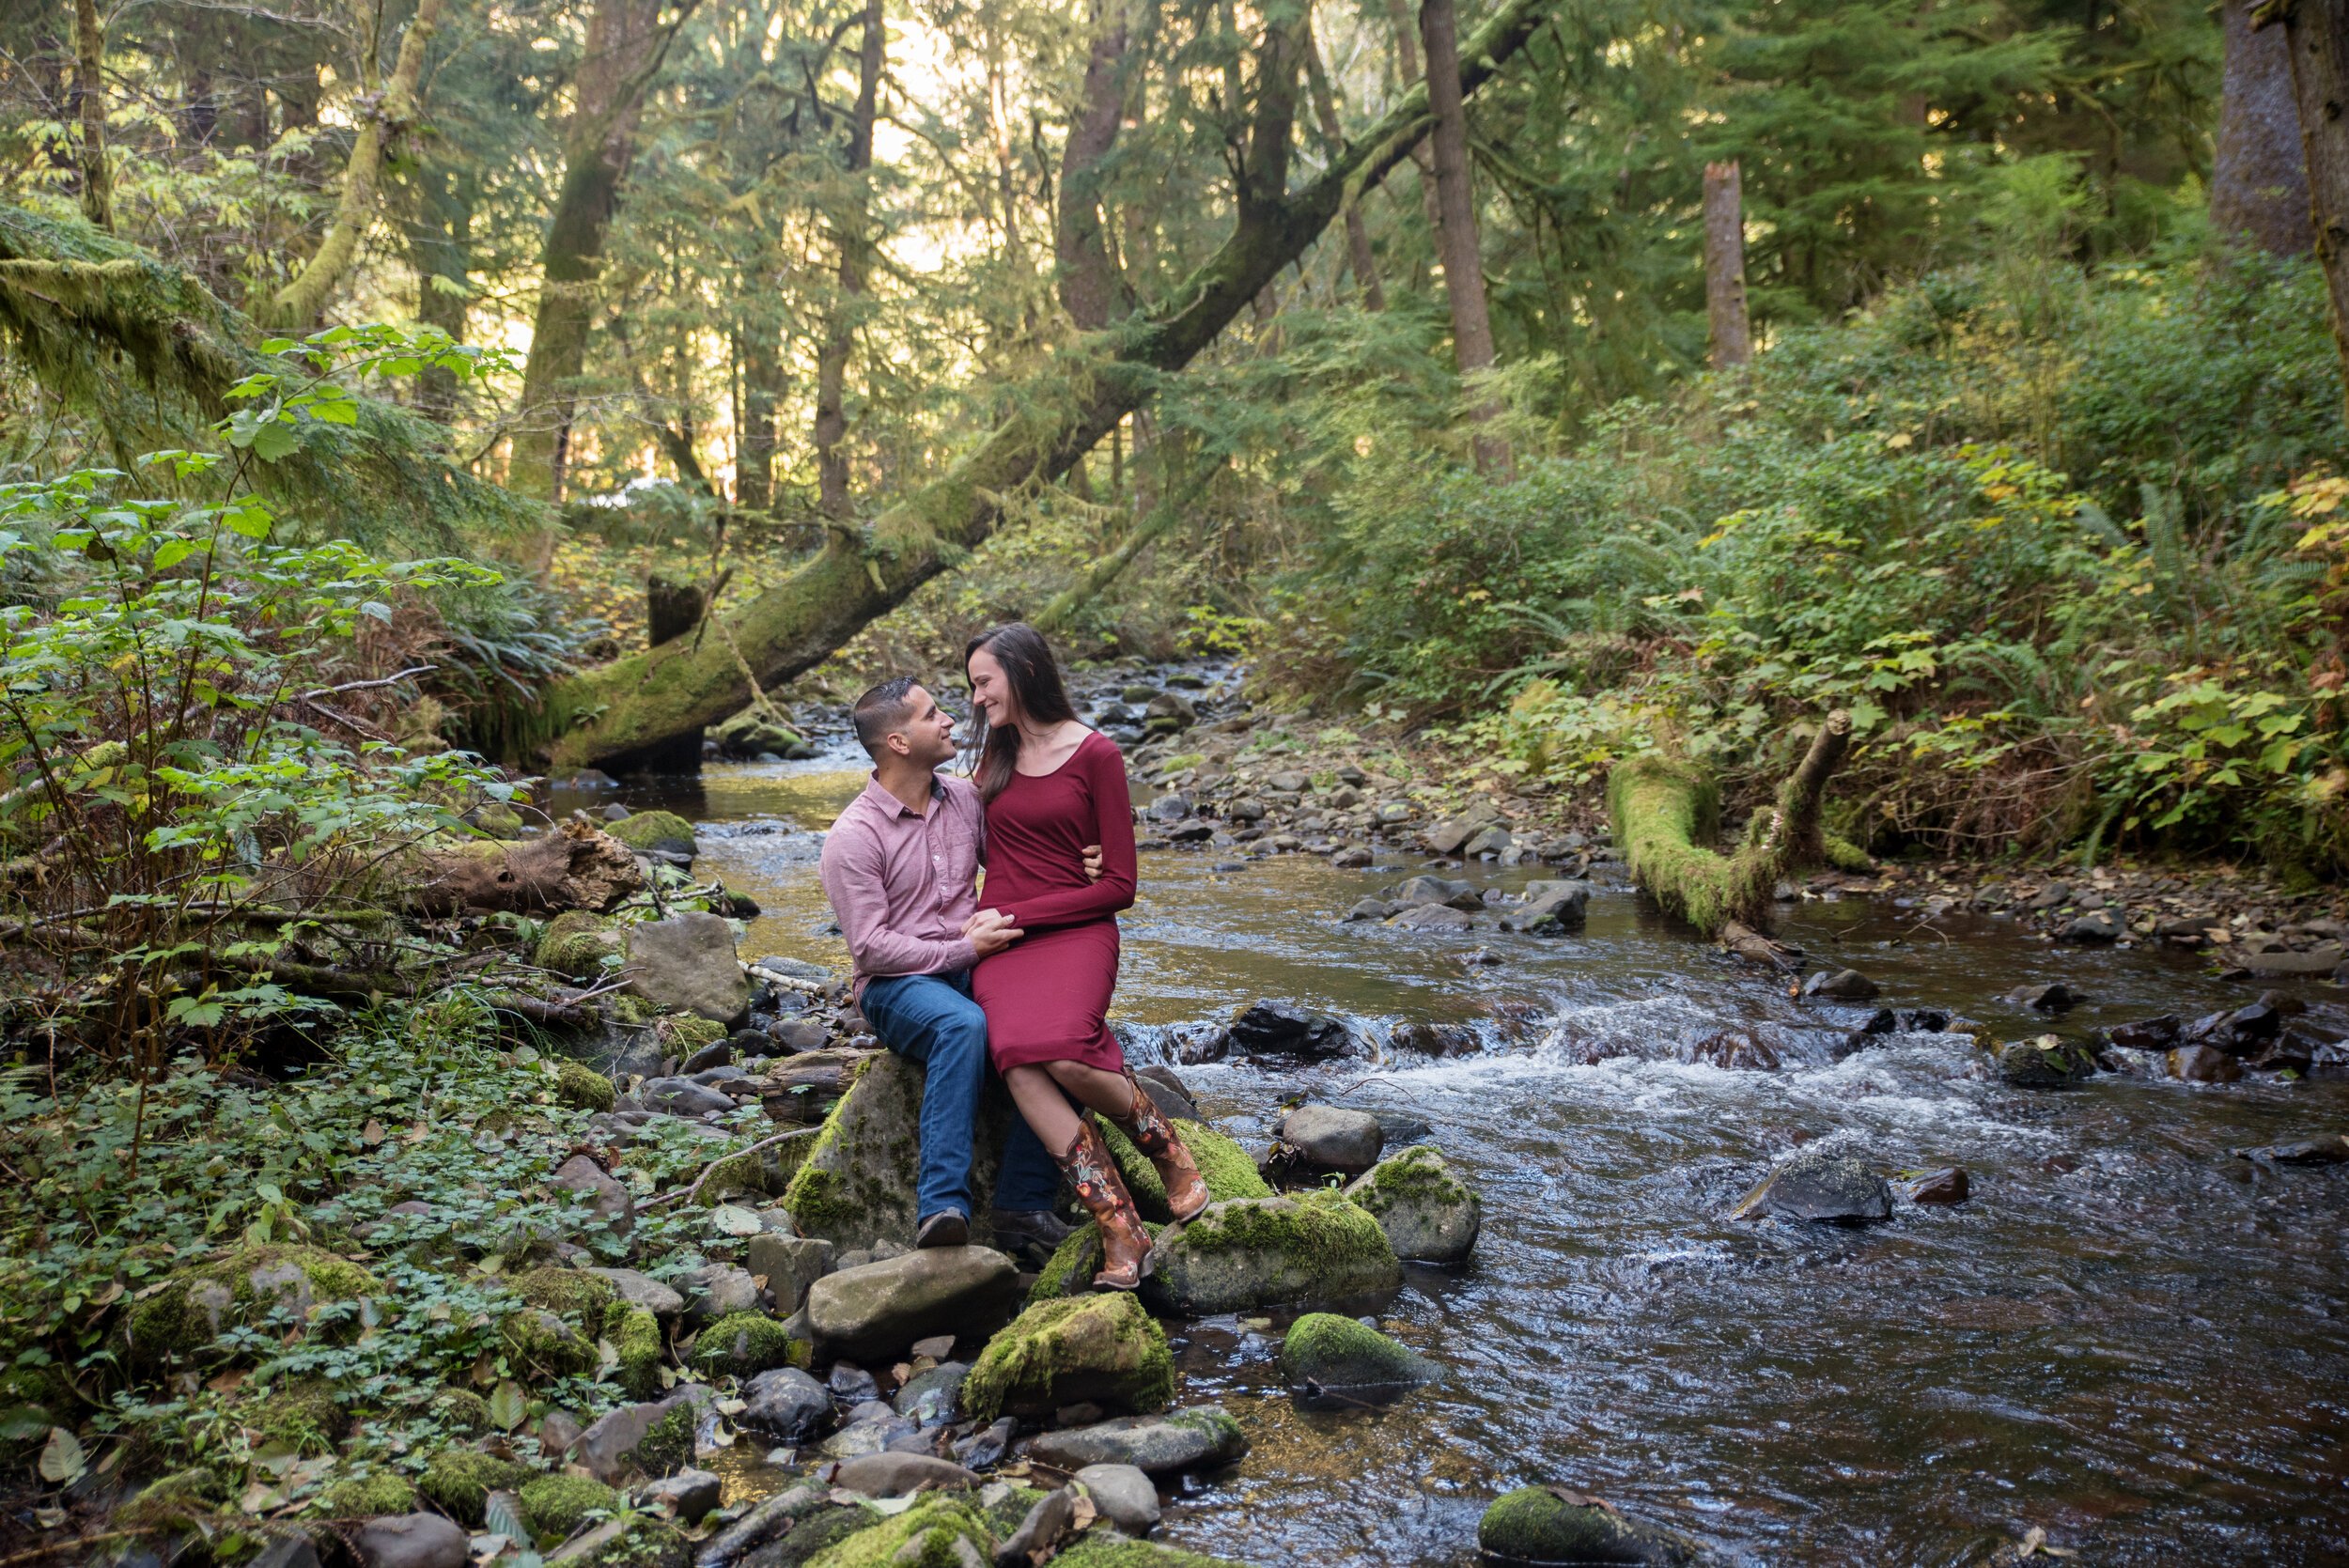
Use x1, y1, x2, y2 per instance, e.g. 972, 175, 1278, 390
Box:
4, 0, 2349, 1560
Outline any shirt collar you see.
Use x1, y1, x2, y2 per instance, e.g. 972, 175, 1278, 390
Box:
860, 771, 948, 818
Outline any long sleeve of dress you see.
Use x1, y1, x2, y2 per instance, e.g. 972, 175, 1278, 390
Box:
999, 737, 1138, 929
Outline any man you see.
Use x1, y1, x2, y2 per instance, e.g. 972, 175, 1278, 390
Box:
817, 675, 1074, 1260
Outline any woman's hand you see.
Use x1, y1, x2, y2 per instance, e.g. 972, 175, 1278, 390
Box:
1082, 844, 1103, 882
963, 908, 1025, 957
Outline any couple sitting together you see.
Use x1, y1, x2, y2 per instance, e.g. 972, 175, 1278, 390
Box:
816, 622, 1206, 1292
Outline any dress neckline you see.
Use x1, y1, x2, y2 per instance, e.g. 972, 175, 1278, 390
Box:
1012, 726, 1098, 779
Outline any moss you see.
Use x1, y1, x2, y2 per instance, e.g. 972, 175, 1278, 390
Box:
772, 1508, 874, 1564
696, 1150, 767, 1204
558, 1516, 693, 1568
318, 1470, 420, 1517
614, 994, 656, 1026
1052, 1538, 1253, 1568
1477, 1484, 1693, 1566
418, 1448, 535, 1526
1027, 1224, 1105, 1305
802, 1496, 995, 1568
614, 1306, 664, 1399
501, 1306, 599, 1379
633, 1402, 696, 1481
112, 1467, 226, 1529
656, 1014, 728, 1056
244, 1380, 348, 1451
512, 1266, 621, 1338
1608, 753, 1743, 934
127, 1245, 381, 1363
428, 1387, 494, 1435
1100, 1119, 1271, 1222
555, 1060, 617, 1112
521, 1474, 620, 1540
1280, 1312, 1435, 1389
960, 1293, 1174, 1422
1178, 1188, 1388, 1265
1350, 1145, 1475, 1215
692, 1312, 808, 1377
779, 1057, 873, 1234
537, 911, 625, 978
607, 811, 699, 856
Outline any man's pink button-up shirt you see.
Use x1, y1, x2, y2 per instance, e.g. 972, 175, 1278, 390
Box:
818, 772, 984, 996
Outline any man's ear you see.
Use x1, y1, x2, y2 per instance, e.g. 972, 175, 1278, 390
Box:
886, 729, 911, 757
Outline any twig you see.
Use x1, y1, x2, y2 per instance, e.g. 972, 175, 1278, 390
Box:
641, 1128, 818, 1209
296, 665, 436, 701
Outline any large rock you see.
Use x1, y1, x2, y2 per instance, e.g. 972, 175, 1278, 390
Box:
804, 1247, 1022, 1362
1477, 1485, 1698, 1566
1277, 1106, 1384, 1171
1387, 903, 1477, 932
640, 1077, 735, 1118
960, 1293, 1174, 1421
571, 1388, 708, 1483
1344, 1145, 1481, 1263
1501, 881, 1590, 934
1732, 1145, 1892, 1225
606, 809, 699, 862
1222, 1001, 1356, 1060
1385, 875, 1481, 910
1097, 1119, 1270, 1226
736, 1370, 826, 1450
746, 1234, 833, 1315
352, 1514, 469, 1568
1142, 1191, 1401, 1314
1280, 1312, 1438, 1406
679, 1264, 760, 1327
128, 1245, 381, 1363
626, 912, 751, 1027
586, 1267, 683, 1319
830, 1452, 981, 1497
1021, 1406, 1249, 1475
1424, 800, 1502, 855
782, 1053, 1019, 1250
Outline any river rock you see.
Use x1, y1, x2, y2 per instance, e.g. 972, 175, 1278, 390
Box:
572, 1387, 708, 1483
960, 1293, 1173, 1421
1477, 1486, 1697, 1567
2186, 1001, 2284, 1056
781, 1053, 1019, 1249
1145, 691, 1196, 728
1277, 1106, 1384, 1171
894, 1361, 968, 1425
680, 1264, 760, 1327
551, 1155, 633, 1234
804, 1247, 1021, 1362
1895, 1167, 1970, 1204
353, 1514, 469, 1568
2106, 1015, 2181, 1050
744, 1234, 832, 1316
1733, 1145, 1892, 1225
829, 1452, 980, 1497
1281, 1312, 1439, 1406
1501, 881, 1589, 934
739, 1367, 831, 1442
2005, 982, 2080, 1012
1388, 1021, 1480, 1056
1343, 1145, 1481, 1262
1074, 1464, 1161, 1535
1021, 1406, 1249, 1475
626, 912, 752, 1027
1134, 1064, 1201, 1123
1424, 801, 1502, 855
2058, 908, 2123, 941
1222, 1001, 1355, 1060
1802, 969, 1880, 1001
1387, 874, 1481, 909
2233, 1137, 2349, 1165
637, 1467, 722, 1526
2244, 941, 2346, 976
1142, 1191, 1400, 1314
586, 1267, 685, 1319
1996, 1034, 2097, 1088
640, 1077, 735, 1118
2169, 1045, 2243, 1084
1388, 903, 1477, 932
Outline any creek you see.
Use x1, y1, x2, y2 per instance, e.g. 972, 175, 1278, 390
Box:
595, 734, 2349, 1567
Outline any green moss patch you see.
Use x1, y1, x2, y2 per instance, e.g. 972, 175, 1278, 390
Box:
802, 1495, 994, 1568
127, 1244, 381, 1364
1052, 1537, 1253, 1568
607, 811, 699, 857
244, 1380, 349, 1451
521, 1473, 621, 1540
1280, 1312, 1438, 1396
317, 1470, 419, 1517
692, 1312, 807, 1377
555, 1060, 617, 1111
513, 1266, 621, 1337
614, 1306, 664, 1399
961, 1292, 1174, 1422
537, 910, 625, 978
419, 1448, 535, 1526
1101, 1119, 1270, 1222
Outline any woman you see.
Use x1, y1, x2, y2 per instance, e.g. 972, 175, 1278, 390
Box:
964, 623, 1206, 1291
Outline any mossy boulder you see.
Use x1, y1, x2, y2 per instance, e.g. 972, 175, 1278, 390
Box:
783, 1054, 1019, 1250
1279, 1313, 1438, 1405
502, 1306, 599, 1378
555, 1059, 617, 1112
537, 910, 626, 979
521, 1473, 621, 1540
614, 1306, 665, 1399
691, 1312, 809, 1377
1141, 1190, 1400, 1315
127, 1245, 381, 1363
244, 1380, 349, 1450
1342, 1145, 1481, 1263
1477, 1485, 1699, 1566
112, 1467, 226, 1529
961, 1293, 1174, 1422
428, 1387, 494, 1435
803, 1494, 996, 1568
607, 810, 699, 860
317, 1469, 419, 1517
513, 1266, 621, 1335
418, 1448, 536, 1526
1052, 1538, 1255, 1568
1100, 1119, 1271, 1222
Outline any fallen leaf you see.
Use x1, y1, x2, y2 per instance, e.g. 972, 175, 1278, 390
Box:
38, 1427, 86, 1485
362, 1118, 385, 1145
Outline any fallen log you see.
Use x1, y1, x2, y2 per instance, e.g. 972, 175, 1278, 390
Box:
402, 819, 644, 916
1607, 711, 1857, 965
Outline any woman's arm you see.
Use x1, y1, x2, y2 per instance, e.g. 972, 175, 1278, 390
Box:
994, 735, 1138, 927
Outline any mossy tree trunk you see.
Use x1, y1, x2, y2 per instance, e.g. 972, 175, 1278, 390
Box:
1420, 0, 1507, 476
1033, 458, 1218, 635
536, 0, 1559, 771
1057, 0, 1131, 332
2255, 0, 2349, 427
1304, 13, 1385, 312
72, 0, 113, 233
2212, 0, 2311, 255
1608, 711, 1855, 964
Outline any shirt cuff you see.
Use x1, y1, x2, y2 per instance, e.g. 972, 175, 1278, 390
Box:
944, 937, 979, 971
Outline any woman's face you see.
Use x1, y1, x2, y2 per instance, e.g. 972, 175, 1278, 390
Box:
967, 646, 1021, 733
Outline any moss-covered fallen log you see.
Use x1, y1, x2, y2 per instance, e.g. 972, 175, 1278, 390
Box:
1608, 711, 1860, 963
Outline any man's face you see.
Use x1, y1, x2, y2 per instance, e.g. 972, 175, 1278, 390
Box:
888, 684, 958, 769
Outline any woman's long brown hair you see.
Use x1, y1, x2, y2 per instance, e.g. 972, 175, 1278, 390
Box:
963, 622, 1079, 801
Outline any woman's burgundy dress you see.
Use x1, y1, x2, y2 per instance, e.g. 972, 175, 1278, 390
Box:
972, 729, 1138, 1073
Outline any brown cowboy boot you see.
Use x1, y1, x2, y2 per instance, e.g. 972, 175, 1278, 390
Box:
1107, 1068, 1209, 1223
1050, 1116, 1154, 1292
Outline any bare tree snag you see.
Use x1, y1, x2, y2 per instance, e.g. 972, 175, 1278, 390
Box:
535, 0, 1559, 771
2254, 0, 2349, 427
403, 819, 644, 916
1703, 160, 1752, 368
2214, 0, 2313, 255
1608, 711, 1858, 963
269, 0, 447, 328
1305, 14, 1385, 312
1419, 0, 1508, 474
73, 0, 113, 233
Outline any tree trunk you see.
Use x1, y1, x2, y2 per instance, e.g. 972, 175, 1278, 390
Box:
1058, 0, 1129, 330
408, 165, 472, 422
1703, 160, 1752, 368
738, 314, 782, 514
814, 0, 884, 520
269, 0, 447, 328
511, 0, 686, 538
1419, 0, 1508, 475
1384, 0, 1443, 289
2260, 0, 2349, 427
646, 574, 707, 645
535, 0, 1557, 771
1305, 16, 1385, 312
72, 0, 113, 233
2215, 0, 2313, 255
403, 819, 644, 916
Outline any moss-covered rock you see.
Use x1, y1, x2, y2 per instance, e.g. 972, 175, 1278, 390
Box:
521, 1473, 621, 1539
418, 1448, 536, 1526
1101, 1119, 1271, 1222
802, 1495, 995, 1568
537, 910, 626, 979
1051, 1537, 1255, 1568
783, 1054, 1019, 1249
1477, 1484, 1698, 1565
1342, 1145, 1481, 1263
607, 810, 699, 859
317, 1469, 420, 1517
691, 1312, 809, 1377
655, 1013, 729, 1057
513, 1266, 621, 1337
502, 1305, 599, 1378
428, 1387, 494, 1436
1142, 1190, 1399, 1316
127, 1245, 381, 1364
244, 1380, 349, 1450
614, 1306, 665, 1399
555, 1059, 617, 1112
1279, 1313, 1438, 1403
961, 1293, 1174, 1422
112, 1467, 226, 1529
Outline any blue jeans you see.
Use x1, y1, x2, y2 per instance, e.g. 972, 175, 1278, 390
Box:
858, 970, 1063, 1220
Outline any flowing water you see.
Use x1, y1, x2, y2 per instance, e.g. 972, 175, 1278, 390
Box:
596, 748, 2349, 1568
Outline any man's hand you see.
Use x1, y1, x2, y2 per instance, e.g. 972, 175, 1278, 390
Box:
963, 908, 1025, 957
1081, 844, 1104, 882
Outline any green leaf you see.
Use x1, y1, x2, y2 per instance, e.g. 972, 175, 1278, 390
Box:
38, 1426, 86, 1485
250, 422, 300, 463
488, 1379, 528, 1432
709, 1203, 762, 1236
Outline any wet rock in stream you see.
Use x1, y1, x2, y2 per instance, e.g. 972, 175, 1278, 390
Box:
1281, 1312, 1439, 1408
1995, 1034, 2099, 1088
1733, 1144, 1893, 1225
1220, 1000, 1357, 1060
1478, 1485, 1701, 1567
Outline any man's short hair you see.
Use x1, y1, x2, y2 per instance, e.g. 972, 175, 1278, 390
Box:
852, 675, 921, 758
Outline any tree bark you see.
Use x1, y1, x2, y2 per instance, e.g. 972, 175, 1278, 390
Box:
1057, 0, 1130, 330
1703, 160, 1752, 368
814, 0, 885, 520
1419, 0, 1508, 475
1305, 16, 1385, 312
738, 313, 782, 514
72, 0, 113, 233
403, 819, 644, 916
534, 0, 1557, 771
2215, 0, 2313, 255
2258, 0, 2349, 427
408, 164, 472, 422
511, 0, 689, 537
269, 0, 447, 328
1384, 0, 1443, 288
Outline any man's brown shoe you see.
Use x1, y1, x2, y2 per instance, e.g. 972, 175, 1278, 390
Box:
914, 1210, 969, 1249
